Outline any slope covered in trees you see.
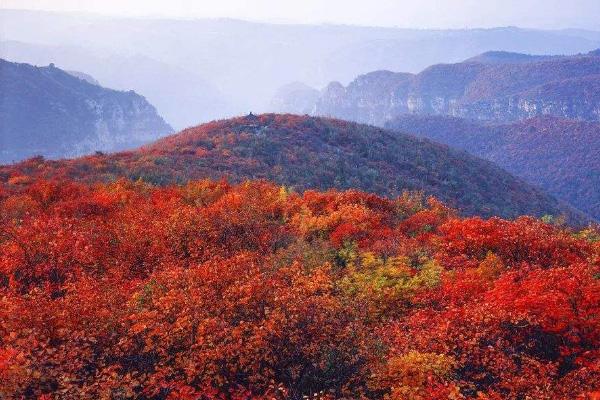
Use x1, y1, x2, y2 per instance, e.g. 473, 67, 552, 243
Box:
0, 178, 599, 399
0, 114, 584, 222
385, 115, 600, 220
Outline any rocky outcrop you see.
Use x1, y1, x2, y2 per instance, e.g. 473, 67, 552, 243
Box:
66, 70, 100, 85
0, 59, 172, 163
312, 50, 600, 126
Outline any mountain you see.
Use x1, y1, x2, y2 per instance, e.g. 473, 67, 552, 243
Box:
2, 9, 600, 124
310, 49, 600, 126
0, 113, 587, 223
385, 115, 600, 220
0, 59, 172, 163
0, 41, 233, 130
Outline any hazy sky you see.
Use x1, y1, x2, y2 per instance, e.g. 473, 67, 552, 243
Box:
2, 0, 600, 29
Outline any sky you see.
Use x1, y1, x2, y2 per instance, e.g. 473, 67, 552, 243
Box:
2, 0, 600, 30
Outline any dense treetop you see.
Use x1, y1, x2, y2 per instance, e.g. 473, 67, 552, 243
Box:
0, 178, 599, 399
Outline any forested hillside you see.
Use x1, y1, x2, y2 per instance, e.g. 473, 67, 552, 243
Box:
2, 5, 600, 400
0, 114, 584, 222
386, 115, 600, 220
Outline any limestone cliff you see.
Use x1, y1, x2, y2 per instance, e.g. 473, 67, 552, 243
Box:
311, 50, 600, 126
0, 59, 172, 163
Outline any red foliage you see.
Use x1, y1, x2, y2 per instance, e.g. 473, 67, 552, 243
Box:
1, 178, 599, 399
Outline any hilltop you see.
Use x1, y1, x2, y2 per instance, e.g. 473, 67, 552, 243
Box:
1, 114, 586, 223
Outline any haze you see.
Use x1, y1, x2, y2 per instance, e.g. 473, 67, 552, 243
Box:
3, 0, 600, 29
2, 2, 600, 131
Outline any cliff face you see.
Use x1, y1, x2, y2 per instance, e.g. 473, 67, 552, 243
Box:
0, 59, 173, 163
312, 51, 600, 126
315, 72, 414, 125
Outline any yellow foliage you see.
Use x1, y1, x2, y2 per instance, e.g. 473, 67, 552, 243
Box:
340, 253, 441, 319
371, 351, 456, 400
476, 252, 504, 281
409, 260, 442, 289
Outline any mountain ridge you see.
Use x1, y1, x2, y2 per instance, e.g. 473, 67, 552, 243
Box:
0, 59, 173, 163
287, 49, 600, 125
3, 8, 600, 123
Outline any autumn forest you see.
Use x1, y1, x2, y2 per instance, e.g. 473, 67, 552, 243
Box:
2, 4, 600, 400
1, 176, 599, 399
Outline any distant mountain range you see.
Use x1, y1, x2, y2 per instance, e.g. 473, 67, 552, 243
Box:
462, 50, 562, 64
2, 9, 600, 127
0, 114, 587, 224
0, 59, 172, 163
278, 49, 600, 125
385, 115, 600, 221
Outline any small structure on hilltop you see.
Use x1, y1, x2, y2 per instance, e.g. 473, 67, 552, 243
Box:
246, 112, 259, 121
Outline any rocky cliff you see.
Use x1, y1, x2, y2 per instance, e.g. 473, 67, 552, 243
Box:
0, 59, 172, 163
311, 50, 600, 126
